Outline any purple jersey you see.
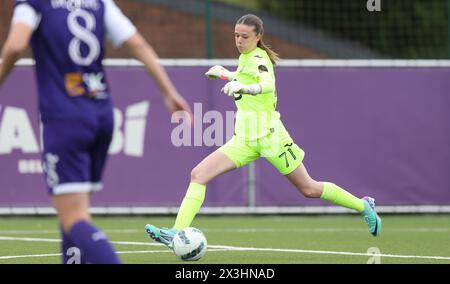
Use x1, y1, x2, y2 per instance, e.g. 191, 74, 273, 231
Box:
12, 0, 136, 195
13, 0, 136, 121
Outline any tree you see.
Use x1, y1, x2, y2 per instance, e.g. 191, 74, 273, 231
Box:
256, 0, 447, 58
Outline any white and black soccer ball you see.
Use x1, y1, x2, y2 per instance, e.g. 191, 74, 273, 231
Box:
172, 227, 207, 261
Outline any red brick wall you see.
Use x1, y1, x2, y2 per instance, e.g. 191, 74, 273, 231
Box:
0, 1, 14, 48
0, 0, 326, 59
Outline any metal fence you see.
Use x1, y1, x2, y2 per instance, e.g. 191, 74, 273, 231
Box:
1, 0, 447, 59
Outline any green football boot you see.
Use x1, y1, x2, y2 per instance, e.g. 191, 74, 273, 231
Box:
361, 196, 382, 236
145, 224, 178, 249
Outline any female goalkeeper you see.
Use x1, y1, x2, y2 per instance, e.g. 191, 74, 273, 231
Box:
145, 14, 381, 246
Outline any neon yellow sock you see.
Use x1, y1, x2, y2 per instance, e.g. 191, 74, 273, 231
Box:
173, 182, 206, 230
321, 182, 364, 212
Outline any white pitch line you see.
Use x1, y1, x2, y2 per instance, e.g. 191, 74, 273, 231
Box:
116, 248, 229, 255
207, 245, 450, 261
0, 246, 230, 260
1, 235, 450, 262
0, 250, 172, 260
113, 240, 161, 246
0, 236, 162, 247
205, 228, 450, 233
0, 236, 61, 243
0, 229, 142, 234
0, 253, 62, 260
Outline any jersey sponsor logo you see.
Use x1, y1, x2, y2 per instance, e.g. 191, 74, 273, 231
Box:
64, 71, 108, 99
64, 72, 108, 100
0, 101, 150, 174
84, 72, 108, 99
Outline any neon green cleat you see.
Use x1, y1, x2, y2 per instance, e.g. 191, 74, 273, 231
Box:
361, 196, 382, 237
145, 224, 178, 249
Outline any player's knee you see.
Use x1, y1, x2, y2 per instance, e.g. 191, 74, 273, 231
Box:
300, 186, 322, 198
190, 167, 208, 184
59, 214, 91, 234
294, 178, 322, 198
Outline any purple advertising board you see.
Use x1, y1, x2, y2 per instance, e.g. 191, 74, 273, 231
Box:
0, 64, 449, 208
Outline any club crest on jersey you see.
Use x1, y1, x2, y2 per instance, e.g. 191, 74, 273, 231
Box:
258, 65, 268, 73
64, 72, 85, 96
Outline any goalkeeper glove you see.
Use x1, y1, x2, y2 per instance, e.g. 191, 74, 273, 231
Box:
221, 81, 262, 97
205, 65, 235, 81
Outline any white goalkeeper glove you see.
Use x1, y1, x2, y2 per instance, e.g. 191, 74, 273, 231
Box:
205, 65, 235, 81
221, 81, 262, 97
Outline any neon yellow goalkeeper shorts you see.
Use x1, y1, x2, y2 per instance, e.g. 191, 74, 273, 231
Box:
218, 120, 305, 175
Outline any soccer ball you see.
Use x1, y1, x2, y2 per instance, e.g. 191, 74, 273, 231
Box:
172, 227, 207, 261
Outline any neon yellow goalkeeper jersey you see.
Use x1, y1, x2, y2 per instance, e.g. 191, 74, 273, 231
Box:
233, 47, 280, 140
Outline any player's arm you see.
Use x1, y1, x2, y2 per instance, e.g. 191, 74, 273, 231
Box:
0, 4, 36, 86
222, 58, 274, 97
205, 65, 235, 81
255, 64, 275, 94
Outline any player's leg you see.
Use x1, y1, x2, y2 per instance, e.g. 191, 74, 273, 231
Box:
285, 164, 381, 236
145, 149, 237, 246
263, 120, 364, 209
286, 163, 364, 211
43, 118, 120, 263
53, 194, 91, 233
173, 149, 237, 229
53, 192, 120, 264
59, 224, 79, 264
175, 135, 260, 230
146, 136, 260, 246
264, 121, 381, 236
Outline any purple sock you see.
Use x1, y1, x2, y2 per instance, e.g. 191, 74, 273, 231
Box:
69, 221, 121, 264
61, 227, 89, 264
61, 228, 75, 264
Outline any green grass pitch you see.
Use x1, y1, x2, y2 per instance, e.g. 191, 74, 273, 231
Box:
0, 215, 449, 264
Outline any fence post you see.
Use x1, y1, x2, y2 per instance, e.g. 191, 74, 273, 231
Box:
248, 163, 256, 212
204, 0, 213, 58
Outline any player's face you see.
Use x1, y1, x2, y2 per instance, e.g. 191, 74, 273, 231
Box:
235, 24, 261, 54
